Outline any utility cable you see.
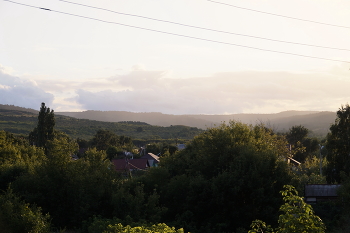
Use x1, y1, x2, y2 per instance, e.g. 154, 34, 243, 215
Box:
55, 0, 350, 52
207, 0, 350, 29
3, 0, 350, 64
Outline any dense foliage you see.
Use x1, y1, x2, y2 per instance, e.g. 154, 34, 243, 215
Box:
134, 122, 293, 232
326, 104, 350, 183
33, 102, 55, 148
285, 125, 319, 163
249, 185, 326, 233
3, 103, 350, 232
103, 223, 184, 233
0, 188, 51, 233
0, 108, 203, 142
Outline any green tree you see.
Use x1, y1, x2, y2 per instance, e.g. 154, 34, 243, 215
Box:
249, 185, 325, 233
90, 129, 120, 151
103, 223, 184, 233
0, 130, 46, 191
286, 125, 319, 163
145, 142, 178, 156
0, 130, 21, 164
118, 135, 134, 152
158, 122, 292, 232
277, 185, 325, 233
286, 125, 309, 145
325, 104, 350, 183
29, 102, 55, 148
0, 188, 51, 233
106, 146, 123, 160
145, 143, 162, 155
45, 131, 78, 160
12, 147, 120, 229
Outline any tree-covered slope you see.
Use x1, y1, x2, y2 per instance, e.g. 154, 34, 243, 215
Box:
0, 105, 203, 141
57, 110, 336, 137
0, 104, 336, 139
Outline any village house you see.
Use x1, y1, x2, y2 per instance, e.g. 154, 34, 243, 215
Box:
140, 152, 160, 167
112, 158, 150, 173
304, 184, 341, 204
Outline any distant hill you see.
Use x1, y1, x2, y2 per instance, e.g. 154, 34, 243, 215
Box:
0, 104, 337, 138
0, 104, 203, 142
57, 111, 215, 129
57, 110, 336, 137
269, 111, 335, 136
0, 104, 38, 114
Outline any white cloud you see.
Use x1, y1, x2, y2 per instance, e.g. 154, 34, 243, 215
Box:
0, 84, 11, 90
0, 64, 14, 75
0, 65, 54, 109
72, 67, 350, 114
2, 65, 349, 114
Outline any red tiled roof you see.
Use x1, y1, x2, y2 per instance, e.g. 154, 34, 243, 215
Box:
112, 158, 150, 172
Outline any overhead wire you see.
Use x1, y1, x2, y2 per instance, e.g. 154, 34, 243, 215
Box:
3, 0, 350, 64
54, 0, 350, 52
207, 0, 350, 29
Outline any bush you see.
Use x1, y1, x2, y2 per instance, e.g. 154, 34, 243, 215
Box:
104, 223, 184, 233
0, 188, 51, 233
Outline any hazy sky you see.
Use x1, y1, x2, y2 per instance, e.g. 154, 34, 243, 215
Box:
1, 0, 349, 114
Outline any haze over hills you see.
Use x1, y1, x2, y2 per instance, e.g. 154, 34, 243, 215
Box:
0, 104, 336, 137
57, 110, 336, 137
0, 104, 38, 114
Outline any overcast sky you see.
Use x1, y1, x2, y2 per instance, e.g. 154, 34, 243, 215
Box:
1, 0, 349, 114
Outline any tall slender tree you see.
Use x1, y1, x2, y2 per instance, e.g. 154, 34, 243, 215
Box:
29, 103, 55, 148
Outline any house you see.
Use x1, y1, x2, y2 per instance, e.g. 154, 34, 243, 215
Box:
304, 184, 341, 203
140, 153, 160, 167
112, 158, 150, 173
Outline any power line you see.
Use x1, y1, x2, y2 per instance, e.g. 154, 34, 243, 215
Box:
3, 0, 350, 64
55, 0, 350, 52
207, 0, 350, 29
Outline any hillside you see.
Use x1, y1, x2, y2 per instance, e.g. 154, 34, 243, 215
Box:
270, 111, 335, 136
57, 111, 215, 129
0, 104, 38, 114
57, 110, 336, 137
0, 104, 203, 142
0, 104, 337, 138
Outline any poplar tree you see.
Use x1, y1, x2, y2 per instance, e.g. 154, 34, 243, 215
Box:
29, 102, 55, 148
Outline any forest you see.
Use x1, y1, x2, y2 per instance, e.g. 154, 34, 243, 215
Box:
1, 103, 350, 233
56, 109, 336, 137
0, 104, 203, 143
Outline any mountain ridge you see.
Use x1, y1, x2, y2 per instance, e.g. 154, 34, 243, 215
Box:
56, 109, 335, 137
0, 104, 337, 137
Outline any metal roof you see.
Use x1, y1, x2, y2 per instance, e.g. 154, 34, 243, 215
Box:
305, 184, 341, 197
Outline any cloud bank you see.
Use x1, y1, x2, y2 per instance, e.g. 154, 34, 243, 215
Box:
72, 67, 350, 114
0, 65, 54, 110
1, 65, 349, 114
